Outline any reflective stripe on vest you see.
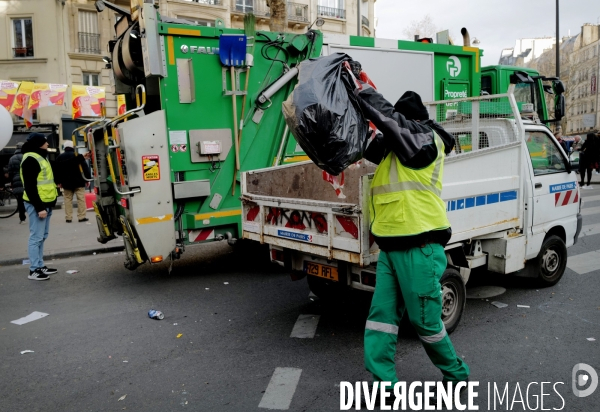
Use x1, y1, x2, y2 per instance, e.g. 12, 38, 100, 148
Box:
20, 152, 57, 203
369, 131, 449, 237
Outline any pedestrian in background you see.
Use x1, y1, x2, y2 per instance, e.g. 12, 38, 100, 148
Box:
7, 142, 27, 223
571, 135, 582, 152
20, 133, 58, 281
555, 133, 568, 154
55, 140, 91, 223
580, 133, 599, 189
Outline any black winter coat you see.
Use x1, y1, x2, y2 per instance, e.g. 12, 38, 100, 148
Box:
8, 149, 24, 195
55, 148, 91, 190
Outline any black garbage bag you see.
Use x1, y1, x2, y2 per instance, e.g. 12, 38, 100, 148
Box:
283, 53, 368, 175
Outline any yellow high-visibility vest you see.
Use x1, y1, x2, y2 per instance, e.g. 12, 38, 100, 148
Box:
369, 131, 449, 237
20, 152, 57, 203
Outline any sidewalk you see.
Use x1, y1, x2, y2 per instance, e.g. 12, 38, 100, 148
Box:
0, 197, 124, 266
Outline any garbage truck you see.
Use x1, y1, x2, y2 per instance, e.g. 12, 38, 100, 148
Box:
241, 84, 582, 333
87, 0, 565, 271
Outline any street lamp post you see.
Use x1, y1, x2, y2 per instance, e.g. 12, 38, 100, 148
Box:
556, 0, 560, 78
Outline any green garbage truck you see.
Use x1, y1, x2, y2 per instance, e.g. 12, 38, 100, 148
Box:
87, 0, 564, 270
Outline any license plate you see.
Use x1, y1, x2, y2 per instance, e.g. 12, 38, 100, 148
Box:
304, 261, 338, 282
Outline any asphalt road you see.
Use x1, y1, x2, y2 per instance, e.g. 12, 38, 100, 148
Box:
1, 190, 600, 411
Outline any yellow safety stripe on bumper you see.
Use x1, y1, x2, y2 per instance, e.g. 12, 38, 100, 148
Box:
194, 209, 242, 221
135, 214, 174, 225
365, 320, 399, 335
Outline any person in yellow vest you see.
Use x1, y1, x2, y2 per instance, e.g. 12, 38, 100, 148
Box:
355, 84, 470, 399
20, 133, 58, 281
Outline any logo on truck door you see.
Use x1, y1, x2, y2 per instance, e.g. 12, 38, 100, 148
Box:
447, 56, 461, 77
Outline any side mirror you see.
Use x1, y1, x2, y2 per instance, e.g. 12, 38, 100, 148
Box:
554, 94, 565, 121
552, 80, 565, 95
543, 84, 554, 94
510, 71, 534, 84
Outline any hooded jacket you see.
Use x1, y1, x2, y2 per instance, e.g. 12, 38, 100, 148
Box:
20, 141, 58, 212
8, 146, 24, 195
356, 85, 455, 251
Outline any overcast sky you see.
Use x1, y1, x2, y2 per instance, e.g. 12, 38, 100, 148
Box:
375, 1, 599, 66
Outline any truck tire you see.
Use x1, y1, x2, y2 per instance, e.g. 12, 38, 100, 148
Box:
440, 268, 466, 334
532, 235, 567, 287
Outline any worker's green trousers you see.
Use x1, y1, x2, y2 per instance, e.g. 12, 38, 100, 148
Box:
364, 244, 469, 383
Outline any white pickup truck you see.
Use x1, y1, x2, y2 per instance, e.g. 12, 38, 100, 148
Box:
241, 87, 582, 332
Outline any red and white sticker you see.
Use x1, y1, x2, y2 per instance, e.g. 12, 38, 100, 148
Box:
171, 144, 179, 152
188, 229, 215, 242
180, 144, 187, 152
555, 189, 578, 207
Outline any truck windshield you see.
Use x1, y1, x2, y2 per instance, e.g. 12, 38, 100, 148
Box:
514, 82, 545, 120
525, 131, 568, 175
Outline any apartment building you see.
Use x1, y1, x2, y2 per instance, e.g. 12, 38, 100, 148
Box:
566, 24, 599, 135
0, 0, 375, 126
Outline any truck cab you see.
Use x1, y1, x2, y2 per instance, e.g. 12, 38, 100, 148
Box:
481, 66, 565, 124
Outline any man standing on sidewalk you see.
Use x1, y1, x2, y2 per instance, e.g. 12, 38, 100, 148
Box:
20, 133, 58, 281
7, 142, 26, 223
55, 140, 91, 223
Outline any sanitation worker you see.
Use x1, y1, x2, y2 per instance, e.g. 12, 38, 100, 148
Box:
20, 133, 59, 281
354, 81, 470, 393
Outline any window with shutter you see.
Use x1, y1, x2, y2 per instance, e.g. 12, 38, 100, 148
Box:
78, 10, 101, 54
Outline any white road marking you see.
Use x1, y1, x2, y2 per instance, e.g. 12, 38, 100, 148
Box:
579, 223, 600, 238
258, 367, 302, 410
581, 206, 600, 216
567, 250, 600, 274
11, 311, 49, 325
290, 314, 320, 338
582, 195, 600, 203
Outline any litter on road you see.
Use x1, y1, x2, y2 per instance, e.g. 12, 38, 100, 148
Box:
224, 282, 229, 285
66, 270, 79, 274
20, 350, 34, 355
517, 305, 530, 308
177, 334, 183, 338
22, 259, 30, 265
11, 311, 49, 325
587, 338, 596, 341
491, 301, 508, 308
118, 395, 127, 401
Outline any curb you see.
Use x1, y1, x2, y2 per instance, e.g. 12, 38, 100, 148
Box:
0, 245, 125, 267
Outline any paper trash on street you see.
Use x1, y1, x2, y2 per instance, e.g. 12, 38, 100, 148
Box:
587, 338, 596, 342
491, 301, 508, 308
20, 350, 34, 355
118, 394, 127, 401
11, 311, 49, 325
517, 305, 530, 308
66, 270, 79, 274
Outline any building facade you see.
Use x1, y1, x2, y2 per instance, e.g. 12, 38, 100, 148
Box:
0, 0, 375, 126
566, 24, 599, 135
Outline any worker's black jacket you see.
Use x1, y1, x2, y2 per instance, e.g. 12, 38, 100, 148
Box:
355, 84, 455, 251
55, 148, 91, 191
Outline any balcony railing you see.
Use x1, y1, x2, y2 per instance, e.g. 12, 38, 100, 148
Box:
288, 2, 308, 23
78, 32, 101, 54
317, 5, 345, 19
235, 0, 269, 17
361, 15, 369, 27
190, 0, 222, 4
13, 46, 34, 58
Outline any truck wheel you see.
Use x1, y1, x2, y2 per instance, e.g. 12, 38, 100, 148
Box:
533, 235, 567, 287
440, 268, 466, 334
307, 275, 344, 301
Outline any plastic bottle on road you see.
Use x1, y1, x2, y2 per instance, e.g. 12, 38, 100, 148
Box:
148, 309, 164, 320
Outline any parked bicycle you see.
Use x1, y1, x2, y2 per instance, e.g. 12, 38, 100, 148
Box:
0, 184, 19, 218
